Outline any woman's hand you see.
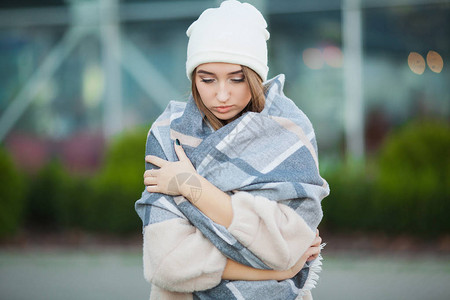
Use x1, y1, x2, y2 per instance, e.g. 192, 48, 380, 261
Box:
277, 230, 322, 280
144, 140, 197, 196
145, 140, 233, 226
223, 230, 322, 282
306, 229, 322, 262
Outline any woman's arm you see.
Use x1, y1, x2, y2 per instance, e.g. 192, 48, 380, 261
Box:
143, 196, 320, 293
145, 141, 318, 270
180, 172, 233, 227
222, 232, 322, 281
223, 259, 286, 281
145, 141, 234, 227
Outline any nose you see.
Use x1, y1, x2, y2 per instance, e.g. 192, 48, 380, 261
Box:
216, 83, 230, 103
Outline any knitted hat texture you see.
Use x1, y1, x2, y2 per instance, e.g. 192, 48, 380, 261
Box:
186, 0, 270, 81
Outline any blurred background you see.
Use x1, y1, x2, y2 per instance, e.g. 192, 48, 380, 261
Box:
0, 0, 449, 299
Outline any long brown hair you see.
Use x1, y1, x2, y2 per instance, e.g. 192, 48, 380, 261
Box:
191, 65, 266, 131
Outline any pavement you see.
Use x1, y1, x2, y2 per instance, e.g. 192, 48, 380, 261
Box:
1, 247, 449, 300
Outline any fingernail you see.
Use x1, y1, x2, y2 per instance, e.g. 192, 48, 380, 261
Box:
176, 139, 180, 146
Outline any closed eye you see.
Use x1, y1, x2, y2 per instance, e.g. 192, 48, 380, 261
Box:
201, 78, 215, 83
231, 77, 245, 83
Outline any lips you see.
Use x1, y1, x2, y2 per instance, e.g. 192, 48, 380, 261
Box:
215, 105, 233, 113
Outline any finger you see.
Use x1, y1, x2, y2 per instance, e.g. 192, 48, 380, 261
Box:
146, 155, 167, 167
307, 253, 317, 261
174, 139, 189, 161
144, 169, 160, 178
304, 246, 320, 258
144, 176, 158, 186
311, 236, 322, 247
308, 245, 321, 261
307, 253, 319, 262
314, 236, 322, 246
146, 185, 160, 193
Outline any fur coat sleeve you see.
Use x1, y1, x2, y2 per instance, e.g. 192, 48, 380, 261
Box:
143, 206, 227, 294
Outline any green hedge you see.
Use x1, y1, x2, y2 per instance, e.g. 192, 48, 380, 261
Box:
375, 120, 450, 235
5, 120, 449, 237
25, 161, 72, 229
21, 126, 149, 235
0, 148, 25, 238
322, 120, 450, 236
83, 127, 148, 234
320, 162, 377, 232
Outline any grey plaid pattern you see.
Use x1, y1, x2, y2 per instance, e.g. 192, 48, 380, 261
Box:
135, 75, 329, 299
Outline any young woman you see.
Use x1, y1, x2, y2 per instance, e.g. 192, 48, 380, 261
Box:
135, 1, 329, 299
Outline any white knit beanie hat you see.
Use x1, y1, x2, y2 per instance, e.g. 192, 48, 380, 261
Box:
186, 0, 270, 81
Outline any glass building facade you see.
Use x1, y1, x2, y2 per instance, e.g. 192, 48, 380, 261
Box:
0, 0, 449, 171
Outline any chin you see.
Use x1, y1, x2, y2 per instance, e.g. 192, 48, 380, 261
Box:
216, 113, 235, 121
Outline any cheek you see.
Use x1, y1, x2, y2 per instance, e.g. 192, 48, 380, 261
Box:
237, 87, 252, 106
196, 83, 211, 103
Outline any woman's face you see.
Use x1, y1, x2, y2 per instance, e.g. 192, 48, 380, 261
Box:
195, 62, 252, 122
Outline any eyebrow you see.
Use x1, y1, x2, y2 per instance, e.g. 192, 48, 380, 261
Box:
196, 69, 243, 75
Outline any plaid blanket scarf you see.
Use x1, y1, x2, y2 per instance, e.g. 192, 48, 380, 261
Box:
135, 74, 329, 299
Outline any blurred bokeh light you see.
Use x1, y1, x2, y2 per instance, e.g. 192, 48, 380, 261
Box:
408, 52, 426, 75
323, 45, 343, 68
426, 50, 444, 73
303, 47, 325, 70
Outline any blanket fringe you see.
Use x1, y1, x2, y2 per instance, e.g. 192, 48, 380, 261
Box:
296, 243, 326, 299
